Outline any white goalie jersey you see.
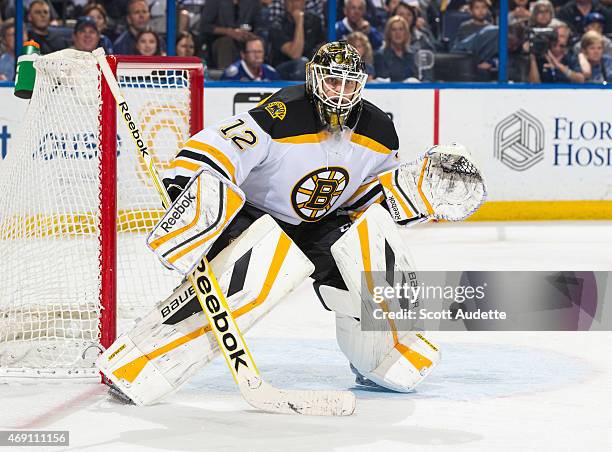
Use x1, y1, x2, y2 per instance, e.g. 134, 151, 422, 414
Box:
162, 84, 401, 225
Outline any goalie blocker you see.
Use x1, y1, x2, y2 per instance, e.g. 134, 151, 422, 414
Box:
147, 168, 245, 275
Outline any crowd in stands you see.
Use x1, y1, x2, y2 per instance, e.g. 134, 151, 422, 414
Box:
0, 0, 610, 83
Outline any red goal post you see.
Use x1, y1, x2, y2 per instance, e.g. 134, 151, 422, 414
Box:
99, 55, 204, 352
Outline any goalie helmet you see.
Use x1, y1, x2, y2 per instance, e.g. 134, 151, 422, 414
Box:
306, 41, 368, 132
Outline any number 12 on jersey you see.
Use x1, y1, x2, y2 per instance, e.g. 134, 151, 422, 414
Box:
219, 118, 258, 151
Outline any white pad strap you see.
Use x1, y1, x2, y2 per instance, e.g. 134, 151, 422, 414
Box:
147, 168, 245, 275
379, 142, 486, 226
315, 284, 359, 318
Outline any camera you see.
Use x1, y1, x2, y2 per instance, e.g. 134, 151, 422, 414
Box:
528, 27, 557, 56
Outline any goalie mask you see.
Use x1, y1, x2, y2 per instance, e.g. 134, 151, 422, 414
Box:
306, 41, 368, 132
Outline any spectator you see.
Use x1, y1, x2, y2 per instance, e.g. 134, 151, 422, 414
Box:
148, 0, 168, 35
509, 0, 532, 23
134, 28, 162, 56
269, 0, 325, 80
0, 18, 22, 81
336, 0, 384, 50
305, 0, 326, 19
394, 1, 437, 50
177, 0, 206, 36
528, 0, 554, 28
54, 0, 91, 21
265, 0, 286, 24
451, 24, 499, 77
439, 0, 469, 10
393, 2, 416, 27
374, 15, 418, 81
551, 19, 572, 48
266, 0, 326, 28
394, 0, 433, 34
175, 30, 210, 77
27, 0, 68, 54
413, 0, 442, 36
558, 0, 612, 37
369, 0, 390, 27
508, 20, 530, 81
455, 0, 492, 44
200, 0, 264, 69
114, 0, 165, 55
83, 3, 114, 53
576, 30, 612, 83
336, 0, 389, 28
72, 16, 100, 53
175, 31, 196, 56
97, 0, 130, 23
4, 0, 61, 23
221, 35, 280, 81
572, 12, 612, 56
528, 25, 583, 82
346, 31, 376, 79
385, 0, 402, 18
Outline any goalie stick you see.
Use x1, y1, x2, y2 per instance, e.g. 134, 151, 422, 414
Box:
92, 48, 356, 416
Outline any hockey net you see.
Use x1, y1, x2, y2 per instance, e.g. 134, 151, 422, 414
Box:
0, 50, 204, 379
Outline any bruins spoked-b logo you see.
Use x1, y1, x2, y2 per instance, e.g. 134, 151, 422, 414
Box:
292, 167, 349, 222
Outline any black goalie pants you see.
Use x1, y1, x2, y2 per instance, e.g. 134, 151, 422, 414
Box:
207, 203, 351, 292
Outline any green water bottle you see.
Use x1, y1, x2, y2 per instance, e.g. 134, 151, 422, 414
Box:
14, 40, 41, 99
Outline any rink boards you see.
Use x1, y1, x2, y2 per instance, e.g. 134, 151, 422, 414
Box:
1, 85, 611, 220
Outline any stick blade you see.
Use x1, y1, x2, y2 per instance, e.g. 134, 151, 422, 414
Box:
240, 380, 356, 416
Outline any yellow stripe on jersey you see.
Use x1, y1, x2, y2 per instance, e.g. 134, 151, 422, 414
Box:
350, 133, 393, 155
183, 139, 237, 183
273, 131, 330, 144
345, 179, 379, 204
168, 159, 201, 172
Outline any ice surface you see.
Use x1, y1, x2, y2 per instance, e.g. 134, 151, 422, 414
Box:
1, 221, 611, 451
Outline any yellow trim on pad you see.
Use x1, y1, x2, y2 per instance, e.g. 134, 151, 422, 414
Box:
356, 217, 432, 370
112, 232, 292, 383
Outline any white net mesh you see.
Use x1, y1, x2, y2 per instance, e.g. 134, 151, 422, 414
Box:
0, 50, 196, 377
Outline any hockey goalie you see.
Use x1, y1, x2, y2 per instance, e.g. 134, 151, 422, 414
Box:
97, 41, 486, 406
